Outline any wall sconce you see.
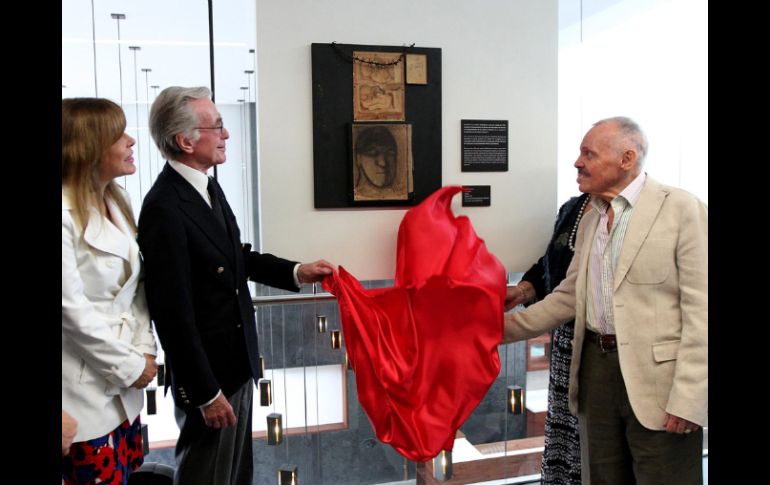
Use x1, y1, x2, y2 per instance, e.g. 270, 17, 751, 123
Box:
278, 465, 298, 485
316, 315, 327, 333
259, 356, 266, 376
330, 330, 341, 349
344, 352, 352, 370
146, 388, 156, 415
507, 385, 524, 414
157, 363, 165, 386
259, 379, 272, 407
432, 450, 452, 480
267, 413, 282, 445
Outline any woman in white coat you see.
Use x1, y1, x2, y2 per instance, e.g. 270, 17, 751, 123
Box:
62, 98, 158, 485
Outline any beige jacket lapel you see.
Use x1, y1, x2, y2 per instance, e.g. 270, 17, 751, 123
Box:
574, 205, 598, 327
613, 177, 668, 292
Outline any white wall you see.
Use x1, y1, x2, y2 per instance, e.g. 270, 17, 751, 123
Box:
257, 0, 558, 280
557, 0, 708, 206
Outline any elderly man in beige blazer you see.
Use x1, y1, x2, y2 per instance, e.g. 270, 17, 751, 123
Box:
505, 117, 707, 485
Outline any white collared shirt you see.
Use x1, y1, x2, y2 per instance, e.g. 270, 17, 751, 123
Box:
168, 160, 214, 208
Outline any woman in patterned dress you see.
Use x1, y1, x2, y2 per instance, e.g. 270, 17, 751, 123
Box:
505, 193, 591, 485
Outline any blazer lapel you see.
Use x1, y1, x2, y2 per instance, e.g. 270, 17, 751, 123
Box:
613, 177, 668, 291
163, 166, 235, 261
575, 207, 599, 326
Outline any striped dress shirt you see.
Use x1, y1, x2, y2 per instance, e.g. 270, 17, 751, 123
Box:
585, 172, 646, 335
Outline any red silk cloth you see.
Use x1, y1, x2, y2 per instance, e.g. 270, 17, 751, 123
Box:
323, 186, 506, 461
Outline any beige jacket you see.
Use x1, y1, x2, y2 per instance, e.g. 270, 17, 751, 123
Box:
506, 177, 707, 429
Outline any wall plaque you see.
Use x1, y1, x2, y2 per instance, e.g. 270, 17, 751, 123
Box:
461, 119, 508, 172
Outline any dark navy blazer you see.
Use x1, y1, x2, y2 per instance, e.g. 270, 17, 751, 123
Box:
138, 163, 298, 409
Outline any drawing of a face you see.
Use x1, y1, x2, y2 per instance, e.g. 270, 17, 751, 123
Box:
355, 127, 397, 188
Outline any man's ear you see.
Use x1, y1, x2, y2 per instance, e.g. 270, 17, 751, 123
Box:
175, 132, 194, 154
621, 149, 637, 171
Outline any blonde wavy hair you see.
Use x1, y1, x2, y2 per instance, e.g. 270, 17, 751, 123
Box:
62, 98, 135, 231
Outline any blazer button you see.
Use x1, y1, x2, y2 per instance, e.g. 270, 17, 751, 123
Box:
235, 289, 239, 295
184, 399, 190, 404
217, 267, 224, 274
236, 324, 242, 328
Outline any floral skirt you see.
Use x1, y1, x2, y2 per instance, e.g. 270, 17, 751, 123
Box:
62, 415, 144, 485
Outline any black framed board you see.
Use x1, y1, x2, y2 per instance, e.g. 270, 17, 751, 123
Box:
311, 42, 442, 208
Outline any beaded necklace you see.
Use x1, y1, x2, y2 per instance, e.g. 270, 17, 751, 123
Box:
567, 196, 590, 252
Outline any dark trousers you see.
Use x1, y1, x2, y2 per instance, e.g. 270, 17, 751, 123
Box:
578, 338, 702, 485
173, 380, 254, 485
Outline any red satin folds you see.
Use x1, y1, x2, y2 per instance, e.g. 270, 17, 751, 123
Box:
323, 186, 506, 462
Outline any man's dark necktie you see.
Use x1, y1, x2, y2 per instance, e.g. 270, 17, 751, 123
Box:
207, 177, 228, 233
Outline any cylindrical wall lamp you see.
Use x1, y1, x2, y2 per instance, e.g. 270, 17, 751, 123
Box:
316, 315, 327, 333
330, 330, 341, 349
507, 385, 524, 414
278, 465, 298, 485
259, 379, 272, 407
267, 413, 283, 445
259, 356, 266, 376
146, 388, 157, 415
432, 450, 453, 480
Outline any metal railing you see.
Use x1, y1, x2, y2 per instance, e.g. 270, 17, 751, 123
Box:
251, 282, 521, 307
251, 290, 334, 307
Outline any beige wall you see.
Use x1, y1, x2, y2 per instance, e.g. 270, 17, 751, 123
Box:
256, 0, 558, 280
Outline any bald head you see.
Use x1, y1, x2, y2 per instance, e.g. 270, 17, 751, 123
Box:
593, 116, 648, 168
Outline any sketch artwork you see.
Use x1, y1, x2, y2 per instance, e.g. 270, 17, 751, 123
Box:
406, 54, 427, 85
352, 124, 413, 201
353, 51, 406, 122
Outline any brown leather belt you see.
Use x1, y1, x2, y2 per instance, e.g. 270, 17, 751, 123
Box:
585, 329, 617, 353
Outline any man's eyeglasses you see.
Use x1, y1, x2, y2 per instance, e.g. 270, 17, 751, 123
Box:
195, 124, 226, 136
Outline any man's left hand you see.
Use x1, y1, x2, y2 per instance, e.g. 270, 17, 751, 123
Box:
297, 259, 336, 284
663, 413, 700, 434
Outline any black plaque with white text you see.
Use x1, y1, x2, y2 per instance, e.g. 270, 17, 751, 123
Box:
462, 185, 491, 207
461, 120, 508, 172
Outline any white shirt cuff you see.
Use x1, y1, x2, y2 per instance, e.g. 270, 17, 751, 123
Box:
293, 263, 301, 288
199, 389, 222, 410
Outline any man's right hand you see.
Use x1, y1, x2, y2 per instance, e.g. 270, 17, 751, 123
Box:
504, 281, 535, 311
202, 393, 237, 428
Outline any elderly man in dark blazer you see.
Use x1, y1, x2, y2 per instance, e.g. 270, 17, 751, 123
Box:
139, 86, 334, 485
504, 117, 707, 485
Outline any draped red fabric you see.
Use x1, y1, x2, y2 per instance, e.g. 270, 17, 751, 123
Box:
322, 186, 506, 462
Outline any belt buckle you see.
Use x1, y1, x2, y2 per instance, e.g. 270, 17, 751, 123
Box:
598, 334, 616, 353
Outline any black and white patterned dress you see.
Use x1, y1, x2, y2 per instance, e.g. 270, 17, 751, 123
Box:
520, 193, 590, 485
